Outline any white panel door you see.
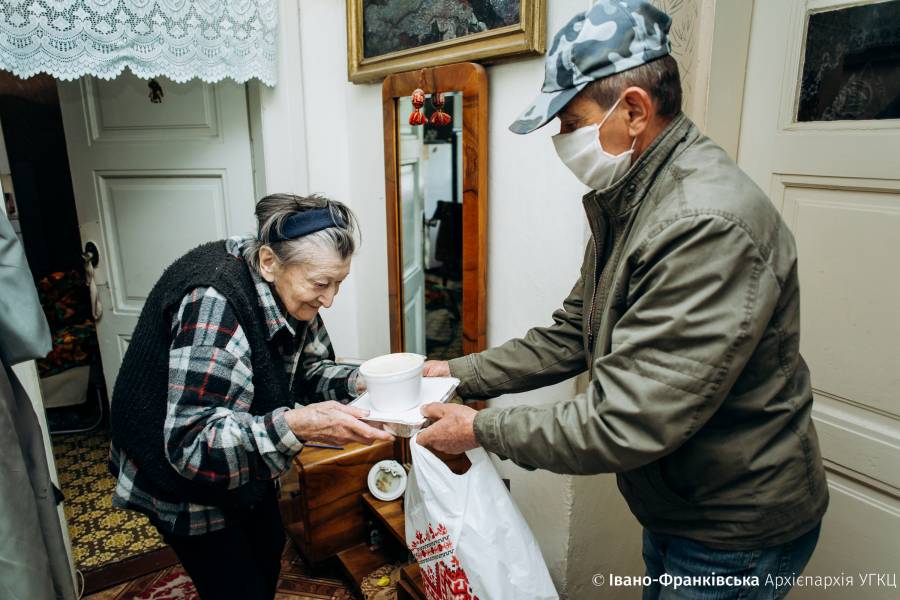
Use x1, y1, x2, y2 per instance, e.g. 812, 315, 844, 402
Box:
400, 156, 426, 356
739, 1, 900, 597
58, 73, 256, 390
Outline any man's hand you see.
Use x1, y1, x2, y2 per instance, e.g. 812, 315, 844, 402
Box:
423, 360, 450, 377
416, 403, 479, 454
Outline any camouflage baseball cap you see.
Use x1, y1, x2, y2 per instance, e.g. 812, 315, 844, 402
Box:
510, 0, 672, 135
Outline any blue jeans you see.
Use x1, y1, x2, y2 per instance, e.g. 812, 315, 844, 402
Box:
641, 523, 821, 600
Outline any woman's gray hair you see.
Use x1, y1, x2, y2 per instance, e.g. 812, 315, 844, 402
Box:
243, 193, 359, 274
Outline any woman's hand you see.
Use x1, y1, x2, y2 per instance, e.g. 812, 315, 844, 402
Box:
284, 401, 394, 446
423, 360, 450, 377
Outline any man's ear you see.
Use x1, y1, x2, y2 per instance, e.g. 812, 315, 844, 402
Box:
258, 246, 278, 283
621, 86, 653, 137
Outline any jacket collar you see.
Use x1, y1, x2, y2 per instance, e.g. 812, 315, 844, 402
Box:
583, 112, 695, 218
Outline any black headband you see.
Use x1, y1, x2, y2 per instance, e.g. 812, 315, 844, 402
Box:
269, 208, 342, 243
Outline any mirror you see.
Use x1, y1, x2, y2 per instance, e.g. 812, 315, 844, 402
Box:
383, 63, 488, 359
397, 92, 463, 358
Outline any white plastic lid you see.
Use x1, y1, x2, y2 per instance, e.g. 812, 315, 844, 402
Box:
359, 353, 425, 377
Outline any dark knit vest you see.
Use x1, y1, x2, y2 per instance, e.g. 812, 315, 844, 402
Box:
110, 241, 292, 508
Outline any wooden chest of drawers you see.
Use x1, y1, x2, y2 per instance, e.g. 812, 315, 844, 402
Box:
279, 440, 398, 566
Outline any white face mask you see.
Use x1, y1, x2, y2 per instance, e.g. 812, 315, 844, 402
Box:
552, 97, 636, 190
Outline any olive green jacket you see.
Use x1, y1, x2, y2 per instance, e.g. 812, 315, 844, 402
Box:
448, 114, 828, 550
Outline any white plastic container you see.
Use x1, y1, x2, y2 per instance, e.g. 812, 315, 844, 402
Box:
359, 353, 426, 413
351, 376, 460, 437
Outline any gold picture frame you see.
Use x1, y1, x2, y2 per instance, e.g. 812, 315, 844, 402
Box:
347, 0, 546, 84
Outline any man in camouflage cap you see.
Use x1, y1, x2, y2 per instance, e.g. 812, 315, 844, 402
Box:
419, 2, 828, 597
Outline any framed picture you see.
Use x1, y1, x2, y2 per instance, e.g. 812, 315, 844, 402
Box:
347, 0, 545, 83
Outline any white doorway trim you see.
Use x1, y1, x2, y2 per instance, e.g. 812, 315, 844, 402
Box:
676, 0, 755, 160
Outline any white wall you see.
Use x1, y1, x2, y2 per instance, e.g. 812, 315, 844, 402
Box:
567, 474, 644, 599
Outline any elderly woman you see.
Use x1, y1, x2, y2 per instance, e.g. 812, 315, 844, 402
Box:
109, 194, 392, 599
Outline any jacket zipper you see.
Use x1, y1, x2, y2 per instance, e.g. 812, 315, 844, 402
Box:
587, 205, 613, 353
588, 205, 636, 355
587, 239, 602, 352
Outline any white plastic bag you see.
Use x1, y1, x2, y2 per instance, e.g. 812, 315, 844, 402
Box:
405, 433, 558, 600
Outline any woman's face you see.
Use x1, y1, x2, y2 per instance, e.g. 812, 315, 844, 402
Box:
259, 247, 351, 322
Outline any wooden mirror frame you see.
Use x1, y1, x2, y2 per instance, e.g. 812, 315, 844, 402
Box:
382, 62, 489, 356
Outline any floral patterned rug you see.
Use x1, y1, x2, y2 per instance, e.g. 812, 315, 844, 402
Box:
57, 431, 357, 598
85, 543, 354, 600
52, 429, 166, 570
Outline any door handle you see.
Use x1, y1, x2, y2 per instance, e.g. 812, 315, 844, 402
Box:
82, 242, 102, 321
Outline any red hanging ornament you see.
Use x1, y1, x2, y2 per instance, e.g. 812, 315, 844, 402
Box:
409, 109, 427, 126
430, 110, 452, 126
429, 92, 452, 126
409, 88, 427, 126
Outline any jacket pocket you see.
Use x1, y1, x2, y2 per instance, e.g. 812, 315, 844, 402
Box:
642, 461, 694, 509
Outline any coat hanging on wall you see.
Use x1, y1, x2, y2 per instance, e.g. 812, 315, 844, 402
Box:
0, 0, 278, 85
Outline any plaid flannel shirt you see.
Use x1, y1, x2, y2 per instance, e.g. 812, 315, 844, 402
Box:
110, 236, 359, 536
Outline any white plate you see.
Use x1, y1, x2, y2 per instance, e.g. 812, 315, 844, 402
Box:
367, 460, 407, 501
351, 376, 459, 437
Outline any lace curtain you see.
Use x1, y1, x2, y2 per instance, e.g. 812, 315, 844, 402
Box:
0, 0, 278, 85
